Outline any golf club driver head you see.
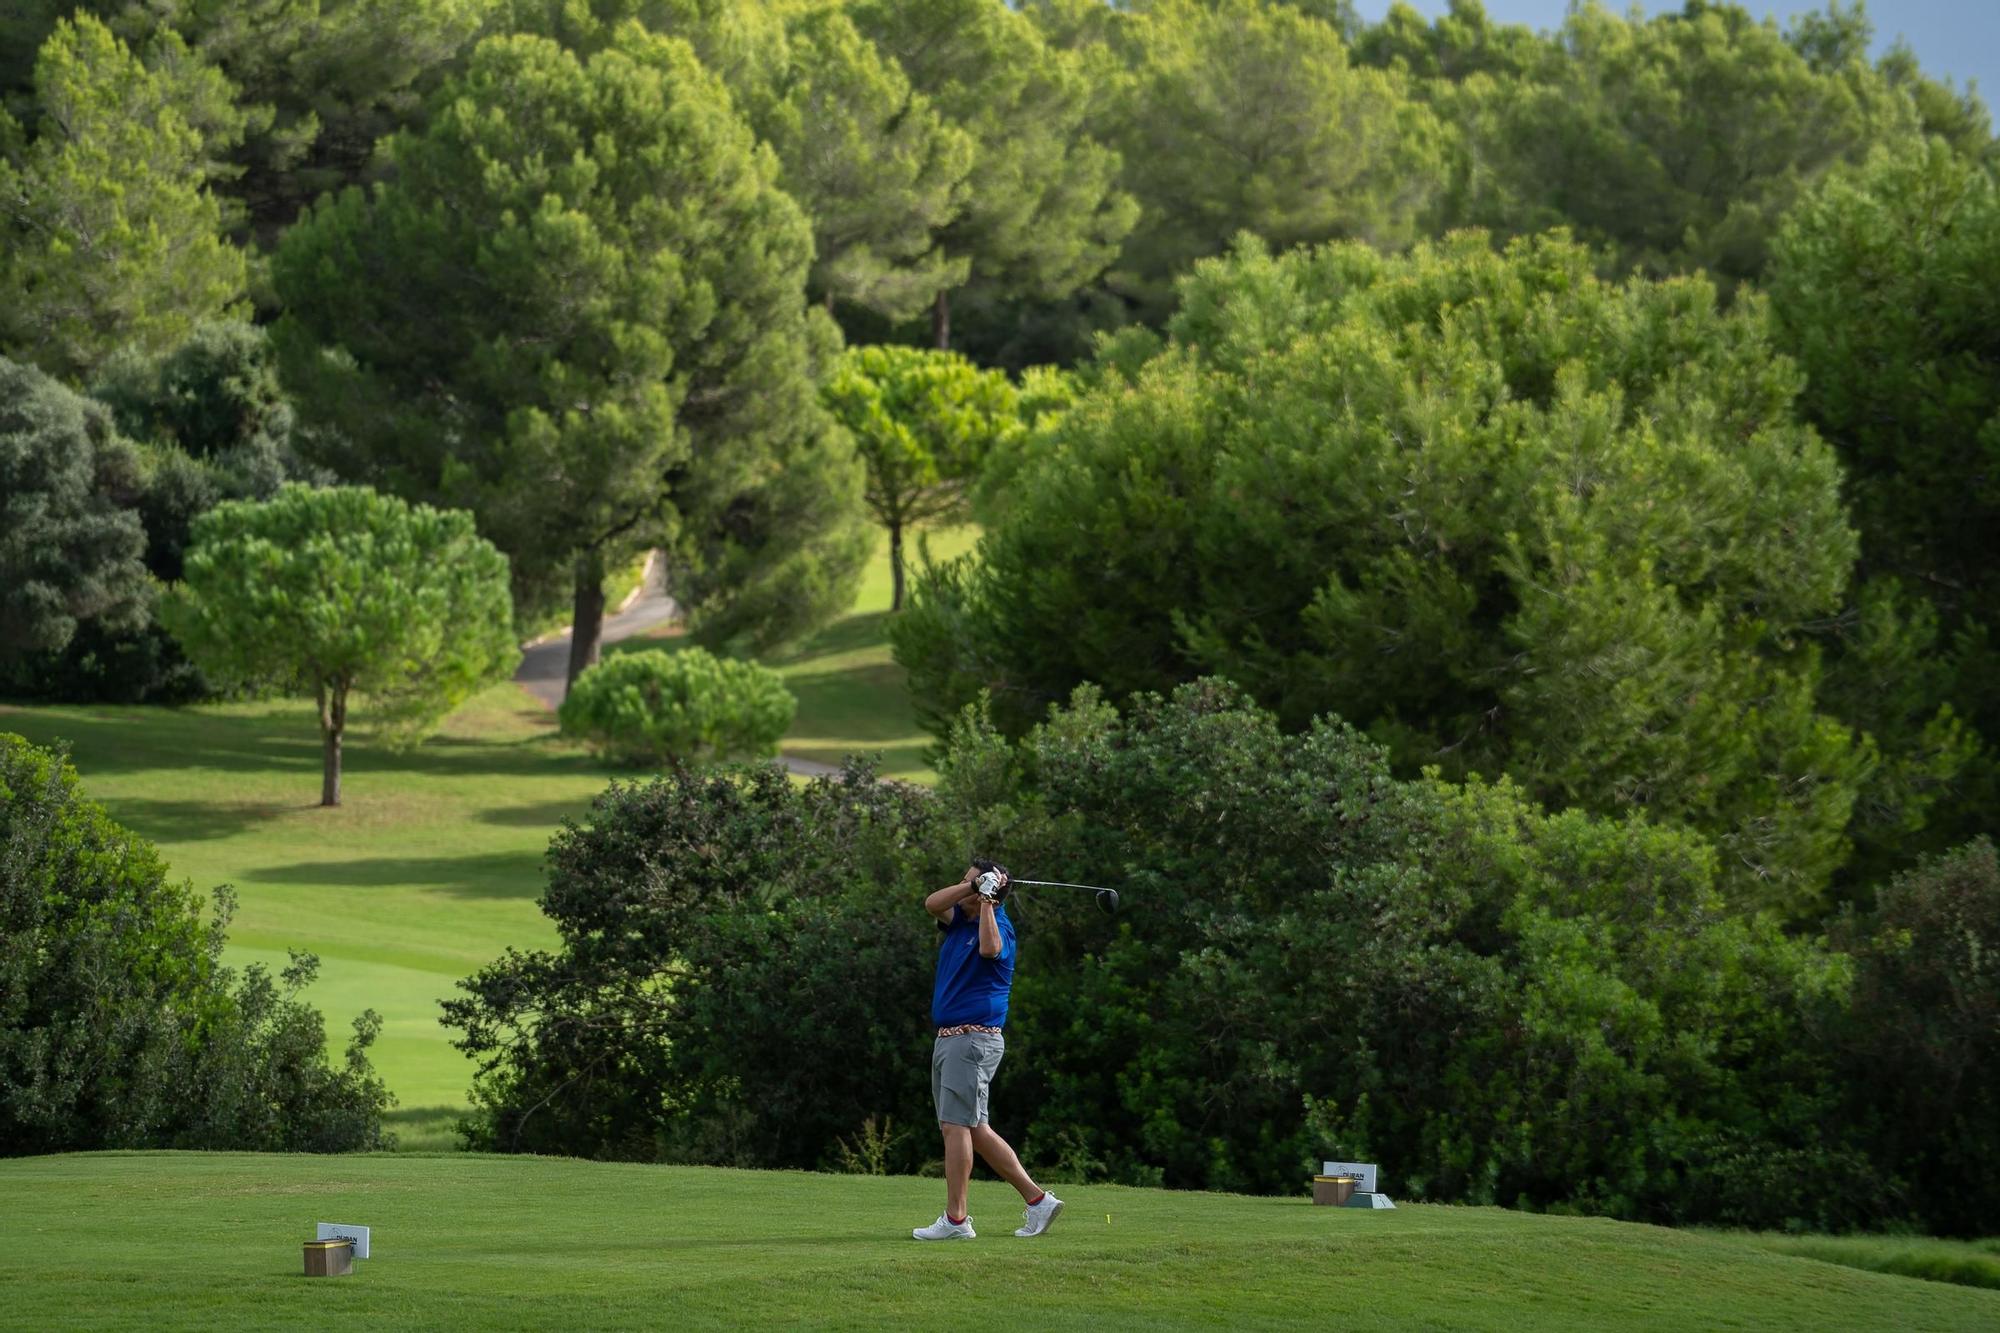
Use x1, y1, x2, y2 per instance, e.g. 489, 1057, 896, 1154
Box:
1095, 888, 1119, 916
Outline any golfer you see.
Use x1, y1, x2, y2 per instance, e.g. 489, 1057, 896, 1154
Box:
912, 860, 1063, 1241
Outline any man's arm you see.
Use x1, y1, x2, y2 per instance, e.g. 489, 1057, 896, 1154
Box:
977, 898, 1002, 959
925, 868, 977, 923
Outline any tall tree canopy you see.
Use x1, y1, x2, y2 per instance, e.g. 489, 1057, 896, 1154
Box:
1357, 0, 1935, 289
894, 231, 1905, 913
1770, 140, 2000, 849
165, 484, 518, 806
273, 25, 863, 680
0, 15, 246, 380
849, 0, 1137, 349
1093, 0, 1444, 323
1, 0, 496, 239
823, 345, 1019, 610
744, 2, 973, 321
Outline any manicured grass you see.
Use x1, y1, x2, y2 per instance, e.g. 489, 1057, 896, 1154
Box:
1743, 1232, 2000, 1291
4, 1154, 1996, 1331
0, 685, 606, 1112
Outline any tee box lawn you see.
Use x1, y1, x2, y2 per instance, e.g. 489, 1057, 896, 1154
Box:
5, 1153, 1998, 1332
0, 525, 974, 1133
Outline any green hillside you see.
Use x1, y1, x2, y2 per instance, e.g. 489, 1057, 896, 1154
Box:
5, 1154, 1995, 1331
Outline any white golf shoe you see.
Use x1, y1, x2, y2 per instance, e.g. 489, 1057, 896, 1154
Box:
1014, 1193, 1064, 1238
912, 1214, 976, 1241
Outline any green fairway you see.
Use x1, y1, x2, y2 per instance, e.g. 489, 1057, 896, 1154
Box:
3, 1154, 1994, 1331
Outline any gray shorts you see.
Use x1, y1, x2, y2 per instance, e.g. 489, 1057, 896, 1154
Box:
932, 1031, 1005, 1127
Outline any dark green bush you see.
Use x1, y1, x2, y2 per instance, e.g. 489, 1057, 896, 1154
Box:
0, 734, 391, 1153
1835, 838, 2000, 1237
446, 761, 946, 1165
557, 648, 797, 765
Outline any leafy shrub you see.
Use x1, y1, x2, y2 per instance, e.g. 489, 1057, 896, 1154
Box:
446, 761, 946, 1166
0, 734, 390, 1153
558, 649, 797, 765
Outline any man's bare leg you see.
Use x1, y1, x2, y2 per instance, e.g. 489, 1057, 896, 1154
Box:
970, 1123, 1042, 1202
941, 1122, 975, 1220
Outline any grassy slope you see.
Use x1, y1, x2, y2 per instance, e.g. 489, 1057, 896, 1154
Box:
0, 523, 975, 1118
6, 1155, 1996, 1332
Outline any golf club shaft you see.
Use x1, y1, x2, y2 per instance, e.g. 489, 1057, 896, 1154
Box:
1012, 878, 1116, 894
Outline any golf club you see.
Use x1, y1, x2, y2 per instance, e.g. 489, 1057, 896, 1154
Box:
1010, 878, 1121, 915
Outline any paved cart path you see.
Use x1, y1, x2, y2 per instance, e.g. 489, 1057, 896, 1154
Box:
512, 555, 840, 778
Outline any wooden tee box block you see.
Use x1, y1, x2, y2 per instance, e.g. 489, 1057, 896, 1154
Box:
303, 1238, 355, 1277
1313, 1175, 1359, 1206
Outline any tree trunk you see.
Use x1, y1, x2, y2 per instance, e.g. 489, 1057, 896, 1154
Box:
318, 680, 346, 807
890, 520, 907, 612
566, 547, 608, 692
931, 288, 950, 351
825, 288, 837, 314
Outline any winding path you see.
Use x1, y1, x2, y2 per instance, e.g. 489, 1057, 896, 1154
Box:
512, 554, 840, 778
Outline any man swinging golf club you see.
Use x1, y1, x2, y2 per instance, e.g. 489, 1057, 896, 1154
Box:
912, 859, 1063, 1241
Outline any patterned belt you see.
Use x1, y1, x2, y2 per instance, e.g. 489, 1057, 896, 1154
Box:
936, 1023, 1005, 1038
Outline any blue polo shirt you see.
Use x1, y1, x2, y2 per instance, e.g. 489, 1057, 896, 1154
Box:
932, 902, 1016, 1027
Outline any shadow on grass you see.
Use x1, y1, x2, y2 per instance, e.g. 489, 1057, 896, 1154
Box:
1, 703, 321, 778
474, 798, 595, 828
783, 661, 916, 739
107, 797, 313, 844
384, 1105, 470, 1153
247, 850, 547, 899
771, 611, 895, 667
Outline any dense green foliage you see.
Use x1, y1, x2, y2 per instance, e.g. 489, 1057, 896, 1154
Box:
1092, 0, 1445, 322
1835, 838, 2000, 1237
745, 3, 974, 321
895, 232, 1951, 913
448, 681, 1998, 1233
272, 25, 865, 672
1770, 141, 2000, 857
0, 358, 149, 668
0, 734, 389, 1153
850, 0, 1137, 349
3, 323, 328, 705
0, 15, 245, 379
558, 648, 796, 764
164, 484, 518, 805
824, 345, 1020, 609
1370, 0, 1928, 289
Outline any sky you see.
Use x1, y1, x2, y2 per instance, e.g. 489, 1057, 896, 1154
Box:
1351, 2, 1998, 105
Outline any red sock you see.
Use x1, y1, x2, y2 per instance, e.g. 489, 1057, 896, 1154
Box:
1025, 1191, 1045, 1206
948, 1213, 967, 1226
